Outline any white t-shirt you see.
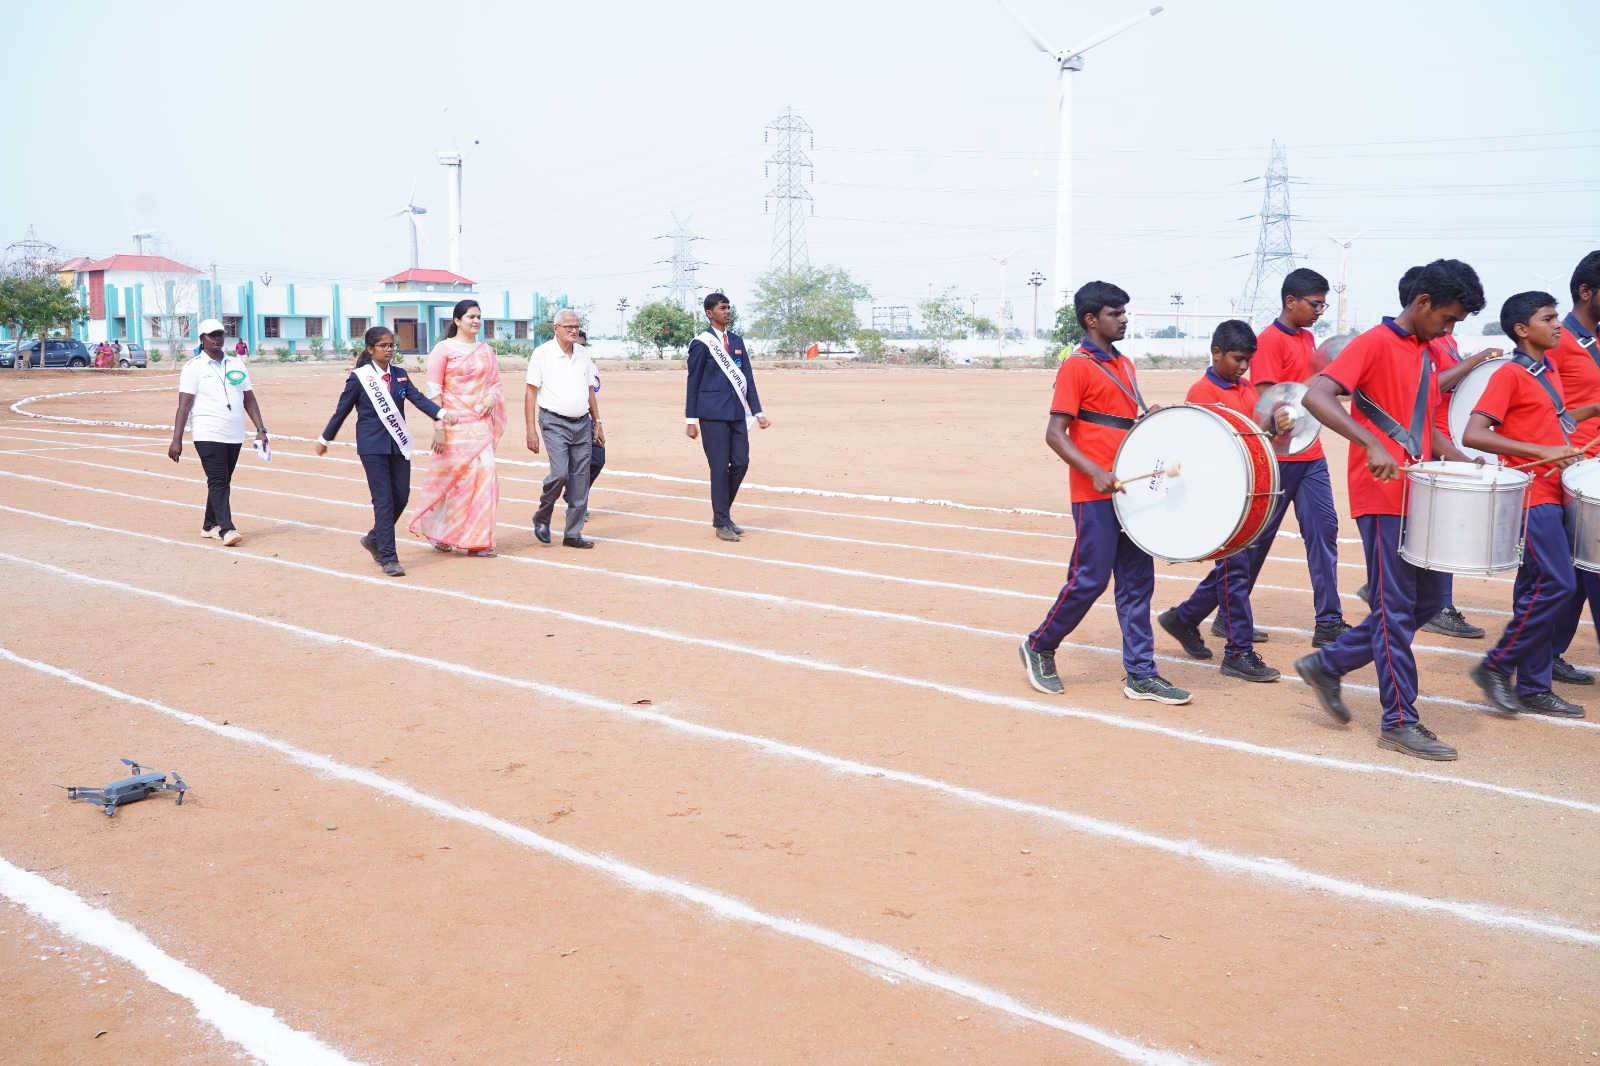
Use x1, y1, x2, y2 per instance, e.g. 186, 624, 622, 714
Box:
178, 353, 252, 443
526, 339, 597, 419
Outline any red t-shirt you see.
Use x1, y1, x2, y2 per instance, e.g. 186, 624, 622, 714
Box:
1050, 343, 1143, 504
1249, 321, 1324, 462
1322, 319, 1442, 517
1472, 358, 1570, 508
1186, 367, 1260, 418
1547, 315, 1600, 449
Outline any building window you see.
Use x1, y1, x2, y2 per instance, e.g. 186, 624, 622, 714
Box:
348, 317, 369, 338
264, 317, 281, 338
483, 320, 495, 339
223, 315, 241, 337
305, 317, 324, 338
514, 320, 528, 339
147, 316, 190, 338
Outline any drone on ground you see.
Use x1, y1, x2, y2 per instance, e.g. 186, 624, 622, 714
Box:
55, 759, 188, 817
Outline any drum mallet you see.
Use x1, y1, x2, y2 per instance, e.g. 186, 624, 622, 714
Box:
1115, 458, 1183, 491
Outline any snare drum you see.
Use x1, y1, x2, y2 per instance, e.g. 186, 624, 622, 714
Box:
1112, 403, 1281, 563
1562, 459, 1600, 572
1447, 356, 1512, 463
1399, 461, 1529, 574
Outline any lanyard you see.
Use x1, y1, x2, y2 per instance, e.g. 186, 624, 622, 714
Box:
207, 357, 233, 411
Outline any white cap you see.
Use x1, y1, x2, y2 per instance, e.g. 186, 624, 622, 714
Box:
198, 318, 225, 336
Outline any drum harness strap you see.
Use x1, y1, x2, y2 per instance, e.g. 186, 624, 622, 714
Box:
1352, 352, 1432, 462
1510, 351, 1576, 444
1569, 314, 1600, 380
1074, 350, 1146, 431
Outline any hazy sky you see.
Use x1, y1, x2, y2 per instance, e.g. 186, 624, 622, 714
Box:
4, 0, 1595, 336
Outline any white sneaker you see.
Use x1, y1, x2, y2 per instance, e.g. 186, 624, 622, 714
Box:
201, 527, 220, 540
221, 529, 243, 547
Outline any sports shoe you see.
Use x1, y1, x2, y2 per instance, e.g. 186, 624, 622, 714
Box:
1220, 649, 1281, 683
1552, 655, 1594, 686
1378, 722, 1458, 761
1354, 583, 1369, 605
1422, 605, 1485, 639
1311, 621, 1353, 647
360, 534, 382, 564
221, 529, 243, 547
1519, 690, 1586, 718
382, 560, 406, 577
1019, 642, 1063, 694
1158, 608, 1212, 660
200, 527, 220, 540
1123, 674, 1192, 705
716, 526, 741, 542
729, 522, 746, 535
1469, 661, 1522, 717
1294, 653, 1350, 723
1211, 617, 1266, 642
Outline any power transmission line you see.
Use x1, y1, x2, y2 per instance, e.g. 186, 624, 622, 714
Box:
1237, 141, 1298, 323
656, 213, 703, 314
765, 108, 814, 276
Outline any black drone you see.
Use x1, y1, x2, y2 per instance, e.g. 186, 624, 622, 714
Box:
55, 759, 188, 817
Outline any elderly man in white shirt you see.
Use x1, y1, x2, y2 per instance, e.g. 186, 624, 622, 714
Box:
525, 309, 605, 547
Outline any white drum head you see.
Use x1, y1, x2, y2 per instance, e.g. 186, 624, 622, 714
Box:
1563, 458, 1600, 501
1406, 459, 1530, 488
1448, 356, 1511, 463
1113, 406, 1249, 562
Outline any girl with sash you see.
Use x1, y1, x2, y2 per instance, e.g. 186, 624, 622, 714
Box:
407, 299, 507, 557
316, 326, 455, 577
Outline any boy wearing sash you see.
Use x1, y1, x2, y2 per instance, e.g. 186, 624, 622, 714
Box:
1548, 252, 1600, 682
685, 292, 770, 542
1020, 281, 1191, 705
1463, 292, 1600, 718
1296, 259, 1487, 760
316, 326, 453, 577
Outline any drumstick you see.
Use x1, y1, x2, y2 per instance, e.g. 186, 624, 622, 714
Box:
1115, 458, 1183, 490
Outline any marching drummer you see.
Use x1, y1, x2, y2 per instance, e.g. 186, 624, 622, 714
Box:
1462, 291, 1600, 719
1295, 259, 1488, 761
1157, 320, 1291, 682
1547, 251, 1600, 683
1019, 281, 1192, 705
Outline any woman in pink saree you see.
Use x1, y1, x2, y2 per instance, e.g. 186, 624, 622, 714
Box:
407, 300, 505, 556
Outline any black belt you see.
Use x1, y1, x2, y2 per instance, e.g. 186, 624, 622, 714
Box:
1074, 408, 1136, 430
539, 408, 591, 423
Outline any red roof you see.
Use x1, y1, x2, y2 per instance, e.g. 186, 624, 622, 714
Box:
80, 254, 201, 274
56, 256, 99, 272
381, 268, 475, 286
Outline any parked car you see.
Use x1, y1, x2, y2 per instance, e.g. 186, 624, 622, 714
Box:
117, 342, 148, 368
1, 338, 95, 368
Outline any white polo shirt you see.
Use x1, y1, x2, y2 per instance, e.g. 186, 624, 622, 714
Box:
178, 353, 252, 443
526, 339, 597, 419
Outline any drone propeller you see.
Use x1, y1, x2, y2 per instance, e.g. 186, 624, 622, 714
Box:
120, 758, 143, 773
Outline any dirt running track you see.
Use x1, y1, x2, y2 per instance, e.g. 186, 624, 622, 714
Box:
1, 363, 1597, 1065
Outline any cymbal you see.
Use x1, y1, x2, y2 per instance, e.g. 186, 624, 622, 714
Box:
1254, 381, 1323, 456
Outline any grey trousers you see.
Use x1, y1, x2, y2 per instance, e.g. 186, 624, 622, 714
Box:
534, 409, 593, 538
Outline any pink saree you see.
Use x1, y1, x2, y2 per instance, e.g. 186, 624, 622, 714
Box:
407, 339, 506, 552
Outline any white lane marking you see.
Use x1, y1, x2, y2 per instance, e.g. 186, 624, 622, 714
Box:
1, 501, 1595, 813
0, 648, 1205, 1066
0, 854, 361, 1065
4, 573, 1594, 945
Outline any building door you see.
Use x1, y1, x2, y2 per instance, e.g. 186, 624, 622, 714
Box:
395, 319, 418, 352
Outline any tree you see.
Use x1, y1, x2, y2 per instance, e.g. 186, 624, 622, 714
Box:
532, 301, 595, 345
1048, 302, 1085, 357
968, 315, 997, 339
144, 264, 200, 370
917, 287, 967, 364
626, 300, 697, 358
0, 274, 86, 371
749, 264, 869, 355
1482, 321, 1506, 337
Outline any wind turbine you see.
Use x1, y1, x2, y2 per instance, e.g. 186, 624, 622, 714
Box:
437, 108, 480, 276
378, 170, 432, 270
1320, 228, 1368, 335
122, 198, 157, 256
995, 1, 1163, 312
988, 247, 1019, 355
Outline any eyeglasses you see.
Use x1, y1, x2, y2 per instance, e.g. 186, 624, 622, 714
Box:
374, 342, 396, 349
1302, 298, 1329, 311
557, 324, 582, 331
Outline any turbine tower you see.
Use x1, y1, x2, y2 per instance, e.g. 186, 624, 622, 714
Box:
436, 112, 480, 275
1238, 141, 1299, 324
764, 108, 814, 276
995, 1, 1164, 311
1321, 228, 1368, 335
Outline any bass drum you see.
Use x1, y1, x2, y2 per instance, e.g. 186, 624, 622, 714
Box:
1448, 356, 1511, 463
1112, 403, 1281, 563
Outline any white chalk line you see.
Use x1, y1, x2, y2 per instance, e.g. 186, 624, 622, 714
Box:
0, 854, 360, 1065
6, 560, 1595, 947
0, 646, 1203, 1066
2, 496, 1596, 815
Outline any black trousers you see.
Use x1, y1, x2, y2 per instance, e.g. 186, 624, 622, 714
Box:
360, 451, 411, 564
194, 441, 242, 533
698, 418, 749, 528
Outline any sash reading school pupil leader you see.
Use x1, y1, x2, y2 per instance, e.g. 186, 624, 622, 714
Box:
685, 292, 771, 543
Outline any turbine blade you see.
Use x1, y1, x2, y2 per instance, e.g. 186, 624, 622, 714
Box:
407, 164, 422, 206
995, 0, 1057, 55
1066, 6, 1162, 57
416, 219, 436, 254
373, 208, 408, 222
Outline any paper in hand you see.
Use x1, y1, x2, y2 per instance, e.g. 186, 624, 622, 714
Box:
252, 439, 272, 463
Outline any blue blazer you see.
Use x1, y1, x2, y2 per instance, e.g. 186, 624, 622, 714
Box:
686, 330, 762, 422
321, 364, 443, 456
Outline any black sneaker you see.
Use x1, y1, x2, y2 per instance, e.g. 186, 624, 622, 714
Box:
360, 534, 382, 564
1123, 674, 1192, 705
1422, 605, 1486, 639
1378, 722, 1458, 761
1220, 649, 1281, 683
1469, 661, 1522, 717
1212, 617, 1266, 642
1552, 655, 1595, 686
1519, 690, 1587, 718
382, 560, 406, 577
1311, 621, 1353, 647
1019, 642, 1063, 694
1158, 608, 1212, 660
1294, 654, 1351, 723
1354, 584, 1369, 605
